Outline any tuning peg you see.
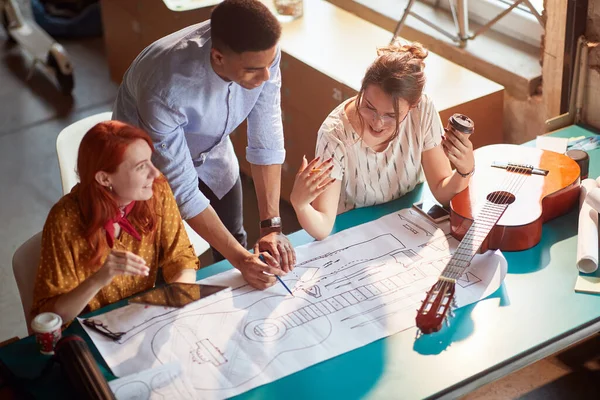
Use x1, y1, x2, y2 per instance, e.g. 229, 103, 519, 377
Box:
449, 310, 455, 318
415, 329, 421, 339
445, 317, 450, 327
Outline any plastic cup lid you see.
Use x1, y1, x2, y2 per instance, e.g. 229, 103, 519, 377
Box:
32, 312, 62, 333
449, 114, 475, 134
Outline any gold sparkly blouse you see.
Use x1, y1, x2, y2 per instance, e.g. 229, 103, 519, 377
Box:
31, 179, 199, 317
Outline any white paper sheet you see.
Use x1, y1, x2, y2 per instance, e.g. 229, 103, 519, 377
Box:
109, 362, 195, 400
536, 135, 568, 154
577, 179, 599, 273
574, 275, 600, 294
82, 209, 507, 399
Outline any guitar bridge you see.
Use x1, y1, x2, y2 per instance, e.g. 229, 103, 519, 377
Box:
491, 162, 549, 176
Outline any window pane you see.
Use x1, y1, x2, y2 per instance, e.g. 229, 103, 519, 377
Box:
494, 0, 544, 14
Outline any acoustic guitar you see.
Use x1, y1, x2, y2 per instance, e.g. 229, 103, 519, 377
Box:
416, 144, 581, 335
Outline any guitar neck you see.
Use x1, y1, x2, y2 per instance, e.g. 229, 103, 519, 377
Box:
441, 201, 509, 281
277, 267, 424, 329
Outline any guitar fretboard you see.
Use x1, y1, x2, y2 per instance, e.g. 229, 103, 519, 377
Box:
276, 268, 425, 329
441, 201, 509, 281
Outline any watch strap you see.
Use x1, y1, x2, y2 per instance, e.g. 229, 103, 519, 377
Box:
260, 217, 282, 229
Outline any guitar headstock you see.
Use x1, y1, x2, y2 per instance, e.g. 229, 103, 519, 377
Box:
416, 280, 456, 335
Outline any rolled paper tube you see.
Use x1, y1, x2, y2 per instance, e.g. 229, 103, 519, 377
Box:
586, 187, 600, 213
577, 179, 599, 273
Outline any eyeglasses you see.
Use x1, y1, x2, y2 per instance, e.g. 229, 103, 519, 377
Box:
358, 106, 408, 126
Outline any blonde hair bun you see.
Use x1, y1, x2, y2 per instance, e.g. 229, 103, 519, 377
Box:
377, 40, 429, 61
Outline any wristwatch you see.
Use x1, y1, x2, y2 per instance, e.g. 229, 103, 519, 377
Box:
260, 217, 282, 229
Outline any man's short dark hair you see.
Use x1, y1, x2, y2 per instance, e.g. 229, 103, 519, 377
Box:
211, 0, 281, 53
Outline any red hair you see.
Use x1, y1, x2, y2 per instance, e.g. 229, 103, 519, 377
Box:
77, 121, 162, 268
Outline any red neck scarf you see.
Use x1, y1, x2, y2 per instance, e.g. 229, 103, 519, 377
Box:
104, 201, 141, 248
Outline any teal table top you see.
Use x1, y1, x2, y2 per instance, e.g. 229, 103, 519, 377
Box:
2, 125, 600, 399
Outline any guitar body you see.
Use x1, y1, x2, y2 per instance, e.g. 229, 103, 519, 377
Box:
450, 144, 581, 252
150, 295, 332, 390
417, 144, 580, 334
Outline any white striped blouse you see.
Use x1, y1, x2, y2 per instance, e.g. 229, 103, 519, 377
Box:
316, 94, 444, 214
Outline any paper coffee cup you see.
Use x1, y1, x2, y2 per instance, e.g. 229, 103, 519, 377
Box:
31, 312, 62, 355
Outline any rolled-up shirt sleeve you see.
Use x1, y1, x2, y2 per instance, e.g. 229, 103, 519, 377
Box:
156, 180, 199, 282
246, 48, 286, 165
136, 96, 209, 220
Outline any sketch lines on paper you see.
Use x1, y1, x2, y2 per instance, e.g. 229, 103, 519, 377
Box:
109, 362, 195, 400
86, 209, 502, 399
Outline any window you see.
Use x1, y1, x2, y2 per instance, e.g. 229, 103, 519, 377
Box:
423, 0, 544, 47
466, 0, 544, 47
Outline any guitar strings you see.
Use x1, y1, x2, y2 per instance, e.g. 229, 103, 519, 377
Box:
440, 163, 532, 283
422, 162, 535, 317
444, 164, 529, 280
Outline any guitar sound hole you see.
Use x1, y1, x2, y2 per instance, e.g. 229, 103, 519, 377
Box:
253, 323, 279, 338
486, 191, 516, 205
244, 319, 287, 342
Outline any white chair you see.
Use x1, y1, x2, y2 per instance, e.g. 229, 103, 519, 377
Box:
12, 232, 43, 335
55, 112, 210, 257
56, 112, 113, 194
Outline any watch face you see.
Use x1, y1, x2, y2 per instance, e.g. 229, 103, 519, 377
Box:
261, 217, 282, 228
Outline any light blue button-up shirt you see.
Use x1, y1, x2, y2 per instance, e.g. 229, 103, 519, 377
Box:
112, 21, 285, 219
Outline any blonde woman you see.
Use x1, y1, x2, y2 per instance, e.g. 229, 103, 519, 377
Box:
290, 42, 475, 240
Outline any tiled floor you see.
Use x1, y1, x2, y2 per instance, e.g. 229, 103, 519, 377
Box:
0, 4, 599, 399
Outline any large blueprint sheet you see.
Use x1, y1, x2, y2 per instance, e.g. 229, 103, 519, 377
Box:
82, 209, 507, 399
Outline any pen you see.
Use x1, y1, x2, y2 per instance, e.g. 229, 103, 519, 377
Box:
259, 254, 295, 297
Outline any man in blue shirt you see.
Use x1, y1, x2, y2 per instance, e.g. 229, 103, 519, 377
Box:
112, 0, 295, 289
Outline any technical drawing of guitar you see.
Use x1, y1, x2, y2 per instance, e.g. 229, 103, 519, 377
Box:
151, 295, 331, 391
416, 144, 580, 335
150, 264, 429, 391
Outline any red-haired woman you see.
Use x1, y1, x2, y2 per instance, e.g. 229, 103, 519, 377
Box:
290, 41, 475, 240
31, 121, 202, 322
